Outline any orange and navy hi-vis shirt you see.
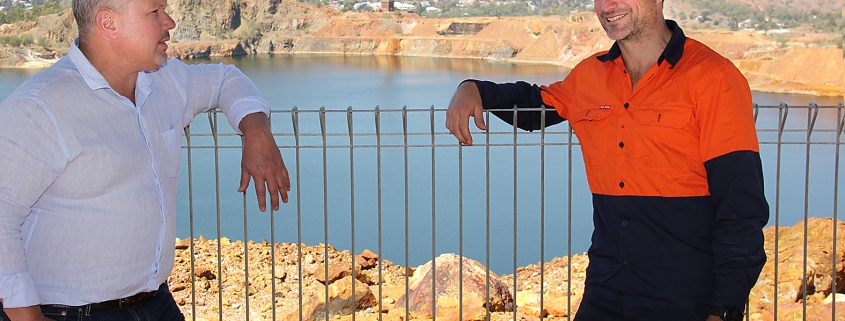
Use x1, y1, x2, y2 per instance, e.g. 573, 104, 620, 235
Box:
469, 20, 769, 310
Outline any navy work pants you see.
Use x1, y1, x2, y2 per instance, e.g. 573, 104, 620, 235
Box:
574, 289, 713, 321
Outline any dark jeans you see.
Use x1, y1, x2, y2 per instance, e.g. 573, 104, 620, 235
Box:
0, 283, 184, 321
574, 289, 712, 321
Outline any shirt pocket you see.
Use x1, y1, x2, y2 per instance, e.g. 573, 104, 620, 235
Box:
570, 107, 613, 168
633, 107, 692, 171
161, 127, 183, 178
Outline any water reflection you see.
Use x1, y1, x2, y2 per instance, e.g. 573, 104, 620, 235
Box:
205, 53, 572, 75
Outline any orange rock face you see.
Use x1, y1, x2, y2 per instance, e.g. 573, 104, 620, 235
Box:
749, 217, 845, 320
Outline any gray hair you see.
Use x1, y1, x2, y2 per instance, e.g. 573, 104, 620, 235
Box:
72, 0, 125, 40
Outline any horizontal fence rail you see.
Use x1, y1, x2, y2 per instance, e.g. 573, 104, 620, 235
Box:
174, 102, 845, 321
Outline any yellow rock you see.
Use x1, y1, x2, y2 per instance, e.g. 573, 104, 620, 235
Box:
823, 292, 845, 304
260, 303, 272, 312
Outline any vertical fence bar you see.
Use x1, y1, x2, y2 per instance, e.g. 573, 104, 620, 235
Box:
319, 107, 329, 321
269, 205, 276, 320
773, 102, 789, 320
459, 119, 464, 321
485, 109, 492, 321
833, 102, 844, 320
801, 104, 818, 321
402, 107, 410, 321
430, 105, 437, 321
540, 105, 546, 320
567, 115, 573, 321
512, 105, 518, 321
747, 102, 758, 319
347, 106, 356, 321
750, 100, 761, 321
291, 107, 304, 321
185, 125, 197, 321
375, 106, 384, 321
242, 139, 250, 321
209, 111, 224, 321
269, 112, 277, 321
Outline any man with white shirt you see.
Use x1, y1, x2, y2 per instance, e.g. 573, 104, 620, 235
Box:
0, 0, 290, 320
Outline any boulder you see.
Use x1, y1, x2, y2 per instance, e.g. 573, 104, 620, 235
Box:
394, 253, 514, 321
290, 276, 377, 321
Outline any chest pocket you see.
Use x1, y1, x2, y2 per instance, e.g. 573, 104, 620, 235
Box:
570, 107, 613, 167
633, 107, 693, 171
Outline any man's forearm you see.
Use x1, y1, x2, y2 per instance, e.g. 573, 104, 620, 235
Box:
468, 79, 565, 131
238, 112, 270, 135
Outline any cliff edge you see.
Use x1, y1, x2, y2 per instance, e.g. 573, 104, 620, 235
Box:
0, 0, 841, 97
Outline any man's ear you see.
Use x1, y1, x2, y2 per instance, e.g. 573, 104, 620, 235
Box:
95, 10, 119, 38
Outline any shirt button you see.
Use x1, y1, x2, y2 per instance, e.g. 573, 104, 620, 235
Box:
619, 141, 624, 148
624, 103, 629, 109
619, 181, 625, 188
622, 221, 628, 226
623, 260, 629, 265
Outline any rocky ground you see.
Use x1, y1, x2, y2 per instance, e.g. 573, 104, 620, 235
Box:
169, 217, 845, 321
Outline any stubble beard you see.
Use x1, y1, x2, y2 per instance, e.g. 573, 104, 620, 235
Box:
154, 33, 169, 66
600, 9, 636, 41
154, 50, 167, 66
600, 3, 661, 43
603, 22, 634, 41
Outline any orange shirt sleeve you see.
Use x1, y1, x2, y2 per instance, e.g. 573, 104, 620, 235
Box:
693, 59, 760, 162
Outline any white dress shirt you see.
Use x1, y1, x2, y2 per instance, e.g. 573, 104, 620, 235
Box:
0, 39, 269, 308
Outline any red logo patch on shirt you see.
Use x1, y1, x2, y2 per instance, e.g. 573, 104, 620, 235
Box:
600, 105, 611, 109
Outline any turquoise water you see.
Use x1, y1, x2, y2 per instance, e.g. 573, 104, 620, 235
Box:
2, 54, 842, 274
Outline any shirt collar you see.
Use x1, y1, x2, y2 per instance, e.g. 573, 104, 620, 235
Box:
68, 38, 112, 90
68, 38, 154, 106
596, 20, 686, 68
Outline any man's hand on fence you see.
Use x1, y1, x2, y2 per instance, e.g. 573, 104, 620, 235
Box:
446, 81, 487, 146
238, 112, 291, 212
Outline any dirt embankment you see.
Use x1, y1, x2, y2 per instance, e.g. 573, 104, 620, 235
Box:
0, 0, 841, 97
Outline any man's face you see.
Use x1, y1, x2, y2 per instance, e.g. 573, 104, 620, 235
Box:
114, 0, 175, 70
594, 0, 661, 41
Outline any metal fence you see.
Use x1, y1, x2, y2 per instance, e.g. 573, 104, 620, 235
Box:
175, 102, 845, 321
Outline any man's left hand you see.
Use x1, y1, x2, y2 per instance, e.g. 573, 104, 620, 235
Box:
238, 112, 290, 211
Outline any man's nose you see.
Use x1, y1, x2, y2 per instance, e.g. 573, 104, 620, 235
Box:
163, 12, 176, 31
600, 0, 618, 12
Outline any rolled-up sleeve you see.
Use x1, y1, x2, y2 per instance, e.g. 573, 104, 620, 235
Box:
0, 97, 67, 308
168, 60, 270, 133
